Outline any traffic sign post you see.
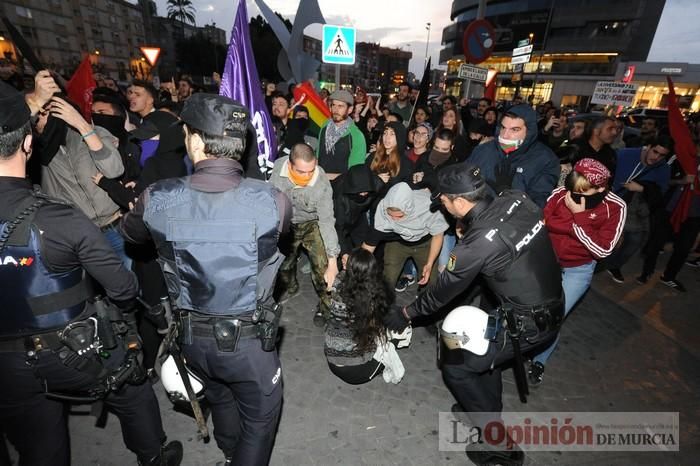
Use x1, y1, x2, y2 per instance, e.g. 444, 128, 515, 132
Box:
462, 19, 495, 65
322, 25, 356, 91
322, 25, 356, 65
510, 38, 532, 96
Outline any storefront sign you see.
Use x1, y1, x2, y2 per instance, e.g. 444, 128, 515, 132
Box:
660, 67, 683, 74
591, 81, 639, 106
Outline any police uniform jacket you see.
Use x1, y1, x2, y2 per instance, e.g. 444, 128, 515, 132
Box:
408, 191, 562, 317
0, 177, 138, 338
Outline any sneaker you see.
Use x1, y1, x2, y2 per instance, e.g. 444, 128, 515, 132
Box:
607, 268, 625, 284
394, 275, 416, 293
313, 309, 326, 327
528, 361, 545, 387
660, 276, 687, 292
635, 273, 651, 285
685, 257, 700, 268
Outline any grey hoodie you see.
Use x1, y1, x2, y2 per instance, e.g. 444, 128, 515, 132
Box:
374, 182, 448, 242
41, 126, 123, 226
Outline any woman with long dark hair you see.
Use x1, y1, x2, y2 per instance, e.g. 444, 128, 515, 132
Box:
324, 249, 394, 384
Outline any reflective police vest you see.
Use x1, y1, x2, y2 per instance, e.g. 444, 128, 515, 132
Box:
143, 176, 282, 316
1, 204, 88, 338
480, 191, 562, 308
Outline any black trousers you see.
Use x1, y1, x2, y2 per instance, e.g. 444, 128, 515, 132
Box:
442, 315, 559, 413
0, 348, 165, 466
643, 213, 700, 279
328, 359, 385, 385
182, 334, 282, 465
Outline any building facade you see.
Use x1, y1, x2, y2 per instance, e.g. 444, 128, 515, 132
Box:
439, 0, 668, 108
0, 0, 226, 83
303, 36, 410, 93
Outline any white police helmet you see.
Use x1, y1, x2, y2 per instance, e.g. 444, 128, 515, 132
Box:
440, 305, 491, 355
160, 355, 205, 402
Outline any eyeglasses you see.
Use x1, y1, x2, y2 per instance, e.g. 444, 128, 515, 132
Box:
414, 131, 429, 138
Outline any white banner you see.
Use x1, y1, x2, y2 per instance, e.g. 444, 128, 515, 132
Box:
591, 81, 639, 106
458, 64, 488, 82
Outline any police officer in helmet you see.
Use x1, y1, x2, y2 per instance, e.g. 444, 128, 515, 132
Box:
384, 164, 563, 466
120, 93, 291, 465
0, 80, 182, 465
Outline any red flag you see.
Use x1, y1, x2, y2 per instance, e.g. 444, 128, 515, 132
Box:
67, 56, 96, 120
666, 76, 699, 232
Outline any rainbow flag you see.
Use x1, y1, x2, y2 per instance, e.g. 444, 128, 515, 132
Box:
292, 81, 330, 137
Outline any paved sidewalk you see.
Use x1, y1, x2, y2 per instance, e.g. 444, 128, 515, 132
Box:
6, 262, 699, 465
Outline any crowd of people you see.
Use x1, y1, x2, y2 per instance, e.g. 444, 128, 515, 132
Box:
1, 66, 699, 466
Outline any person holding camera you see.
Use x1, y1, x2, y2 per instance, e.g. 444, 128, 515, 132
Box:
541, 109, 569, 151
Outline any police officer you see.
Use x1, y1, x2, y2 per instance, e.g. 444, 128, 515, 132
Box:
384, 164, 564, 466
0, 81, 182, 465
120, 93, 291, 465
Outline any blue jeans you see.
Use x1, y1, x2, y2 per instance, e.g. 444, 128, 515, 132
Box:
103, 226, 132, 270
533, 261, 595, 365
438, 233, 457, 269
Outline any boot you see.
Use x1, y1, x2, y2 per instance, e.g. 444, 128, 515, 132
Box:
138, 440, 183, 466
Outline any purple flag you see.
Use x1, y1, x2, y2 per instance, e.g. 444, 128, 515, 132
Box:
220, 0, 276, 175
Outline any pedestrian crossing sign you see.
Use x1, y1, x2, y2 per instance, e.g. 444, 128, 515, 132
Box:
322, 25, 356, 65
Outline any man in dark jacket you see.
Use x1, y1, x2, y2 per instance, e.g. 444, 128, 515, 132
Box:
604, 136, 672, 283
468, 103, 560, 207
571, 116, 619, 178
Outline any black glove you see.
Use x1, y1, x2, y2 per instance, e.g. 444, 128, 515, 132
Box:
384, 304, 411, 332
491, 160, 513, 195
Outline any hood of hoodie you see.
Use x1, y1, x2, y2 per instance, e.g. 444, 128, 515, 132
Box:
130, 110, 179, 141
495, 103, 539, 157
341, 163, 380, 195
374, 182, 439, 241
154, 121, 186, 158
384, 121, 408, 156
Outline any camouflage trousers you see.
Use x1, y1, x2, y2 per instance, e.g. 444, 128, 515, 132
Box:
277, 220, 331, 315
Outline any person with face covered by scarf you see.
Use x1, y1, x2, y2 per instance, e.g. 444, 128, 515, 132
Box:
468, 104, 560, 207
89, 93, 141, 208
333, 164, 381, 267
410, 128, 461, 192
271, 143, 340, 327
98, 111, 187, 373
527, 158, 626, 386
35, 94, 128, 265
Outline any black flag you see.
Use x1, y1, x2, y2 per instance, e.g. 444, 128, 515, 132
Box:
409, 57, 431, 126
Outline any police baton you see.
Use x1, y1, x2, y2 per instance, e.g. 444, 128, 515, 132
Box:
501, 304, 529, 403
150, 298, 210, 442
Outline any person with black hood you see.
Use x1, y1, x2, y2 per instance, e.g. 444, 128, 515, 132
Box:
90, 93, 141, 207
95, 110, 188, 372
333, 164, 381, 267
468, 103, 560, 208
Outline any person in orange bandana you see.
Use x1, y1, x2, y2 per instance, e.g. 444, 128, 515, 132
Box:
270, 143, 340, 326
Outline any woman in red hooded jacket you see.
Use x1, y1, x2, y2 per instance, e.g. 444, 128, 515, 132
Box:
529, 158, 626, 385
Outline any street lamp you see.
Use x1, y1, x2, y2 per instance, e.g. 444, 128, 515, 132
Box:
424, 22, 431, 66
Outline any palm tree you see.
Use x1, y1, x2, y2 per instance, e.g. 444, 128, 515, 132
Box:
167, 0, 196, 26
